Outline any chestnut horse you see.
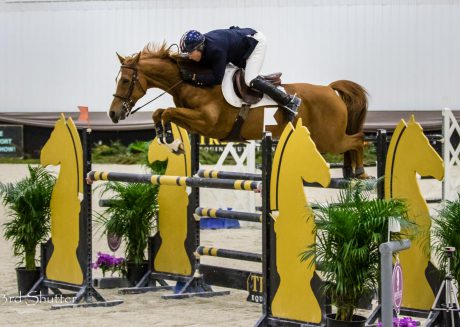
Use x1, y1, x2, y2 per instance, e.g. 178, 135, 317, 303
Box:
109, 43, 369, 178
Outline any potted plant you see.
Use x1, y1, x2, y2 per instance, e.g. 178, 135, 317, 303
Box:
301, 181, 414, 327
432, 195, 460, 299
95, 181, 159, 286
0, 165, 55, 294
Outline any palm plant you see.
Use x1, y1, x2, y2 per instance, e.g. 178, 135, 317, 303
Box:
0, 165, 55, 270
432, 195, 460, 286
95, 181, 159, 265
300, 181, 415, 322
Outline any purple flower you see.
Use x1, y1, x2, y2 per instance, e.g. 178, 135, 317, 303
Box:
377, 317, 418, 327
92, 252, 126, 277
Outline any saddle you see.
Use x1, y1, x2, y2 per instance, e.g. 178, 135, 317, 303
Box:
232, 68, 282, 104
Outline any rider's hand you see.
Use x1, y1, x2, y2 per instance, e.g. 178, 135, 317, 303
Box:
180, 70, 195, 82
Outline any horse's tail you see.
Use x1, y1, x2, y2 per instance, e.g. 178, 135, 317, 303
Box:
329, 80, 368, 135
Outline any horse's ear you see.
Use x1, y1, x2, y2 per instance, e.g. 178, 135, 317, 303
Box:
116, 52, 125, 64
132, 52, 141, 64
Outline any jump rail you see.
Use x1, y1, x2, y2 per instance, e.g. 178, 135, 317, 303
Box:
88, 171, 261, 191
194, 207, 262, 223
196, 246, 262, 263
197, 169, 354, 189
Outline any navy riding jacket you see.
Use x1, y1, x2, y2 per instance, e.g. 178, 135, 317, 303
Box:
194, 27, 258, 86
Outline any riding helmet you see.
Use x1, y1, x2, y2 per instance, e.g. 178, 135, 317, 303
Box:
180, 30, 205, 53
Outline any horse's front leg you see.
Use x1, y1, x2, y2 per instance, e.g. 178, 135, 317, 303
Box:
156, 107, 195, 154
152, 109, 166, 144
160, 107, 212, 153
161, 107, 211, 136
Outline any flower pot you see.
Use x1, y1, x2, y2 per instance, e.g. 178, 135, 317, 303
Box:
326, 314, 366, 327
16, 267, 40, 295
126, 261, 148, 286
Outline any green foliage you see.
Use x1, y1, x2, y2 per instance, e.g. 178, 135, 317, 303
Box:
92, 140, 144, 165
432, 195, 460, 285
94, 182, 159, 265
0, 165, 55, 270
92, 140, 167, 174
300, 181, 415, 321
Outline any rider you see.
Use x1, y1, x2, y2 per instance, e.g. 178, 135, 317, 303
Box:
179, 27, 300, 120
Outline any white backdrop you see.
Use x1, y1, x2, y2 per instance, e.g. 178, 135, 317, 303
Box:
1, 0, 459, 112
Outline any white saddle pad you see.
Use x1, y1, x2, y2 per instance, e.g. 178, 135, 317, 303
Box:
221, 64, 281, 108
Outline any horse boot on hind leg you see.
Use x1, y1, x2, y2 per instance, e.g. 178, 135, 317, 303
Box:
344, 149, 371, 179
250, 76, 301, 122
161, 121, 184, 154
343, 151, 355, 179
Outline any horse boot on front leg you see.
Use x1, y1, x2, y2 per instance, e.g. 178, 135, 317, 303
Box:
162, 121, 183, 154
154, 122, 165, 144
250, 76, 301, 122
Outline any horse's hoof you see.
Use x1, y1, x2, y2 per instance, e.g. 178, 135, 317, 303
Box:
172, 144, 185, 155
355, 173, 374, 180
161, 139, 183, 154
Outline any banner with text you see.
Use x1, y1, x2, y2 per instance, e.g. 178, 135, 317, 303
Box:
0, 125, 23, 158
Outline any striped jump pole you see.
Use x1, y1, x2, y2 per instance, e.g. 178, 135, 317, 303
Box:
194, 207, 262, 223
88, 171, 261, 191
198, 169, 262, 181
196, 246, 262, 263
197, 169, 352, 189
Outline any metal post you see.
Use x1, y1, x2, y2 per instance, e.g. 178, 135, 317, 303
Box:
82, 128, 92, 302
376, 129, 387, 199
379, 240, 411, 327
260, 132, 272, 317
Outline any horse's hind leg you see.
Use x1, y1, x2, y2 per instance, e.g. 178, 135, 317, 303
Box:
353, 146, 370, 179
343, 151, 354, 179
337, 132, 370, 179
348, 133, 370, 179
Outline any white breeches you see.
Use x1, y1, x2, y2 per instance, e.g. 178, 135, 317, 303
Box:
244, 32, 267, 86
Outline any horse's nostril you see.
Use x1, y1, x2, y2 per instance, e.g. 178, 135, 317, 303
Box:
109, 111, 115, 118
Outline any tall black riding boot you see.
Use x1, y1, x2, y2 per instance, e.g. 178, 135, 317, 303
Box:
250, 76, 300, 121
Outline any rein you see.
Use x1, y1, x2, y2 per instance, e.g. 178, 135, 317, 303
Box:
130, 79, 183, 115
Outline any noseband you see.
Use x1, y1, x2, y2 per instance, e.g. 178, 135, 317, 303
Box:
113, 65, 147, 116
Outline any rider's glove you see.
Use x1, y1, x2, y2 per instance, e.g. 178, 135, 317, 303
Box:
180, 70, 196, 82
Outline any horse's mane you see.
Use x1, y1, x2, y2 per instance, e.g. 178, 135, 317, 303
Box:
140, 42, 180, 62
122, 41, 207, 75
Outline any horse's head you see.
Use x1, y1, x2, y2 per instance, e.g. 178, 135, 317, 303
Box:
404, 115, 444, 181
41, 114, 68, 166
290, 120, 331, 187
270, 120, 330, 210
109, 52, 148, 123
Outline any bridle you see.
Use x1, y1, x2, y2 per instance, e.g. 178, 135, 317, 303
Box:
113, 63, 183, 117
113, 65, 147, 117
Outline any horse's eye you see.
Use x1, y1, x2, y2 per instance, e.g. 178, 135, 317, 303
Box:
121, 78, 129, 84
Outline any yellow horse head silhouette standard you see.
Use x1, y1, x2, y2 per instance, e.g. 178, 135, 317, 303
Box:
385, 115, 444, 310
148, 124, 192, 276
40, 114, 83, 285
270, 119, 331, 324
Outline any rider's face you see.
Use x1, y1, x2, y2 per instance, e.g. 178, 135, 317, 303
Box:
188, 50, 202, 62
